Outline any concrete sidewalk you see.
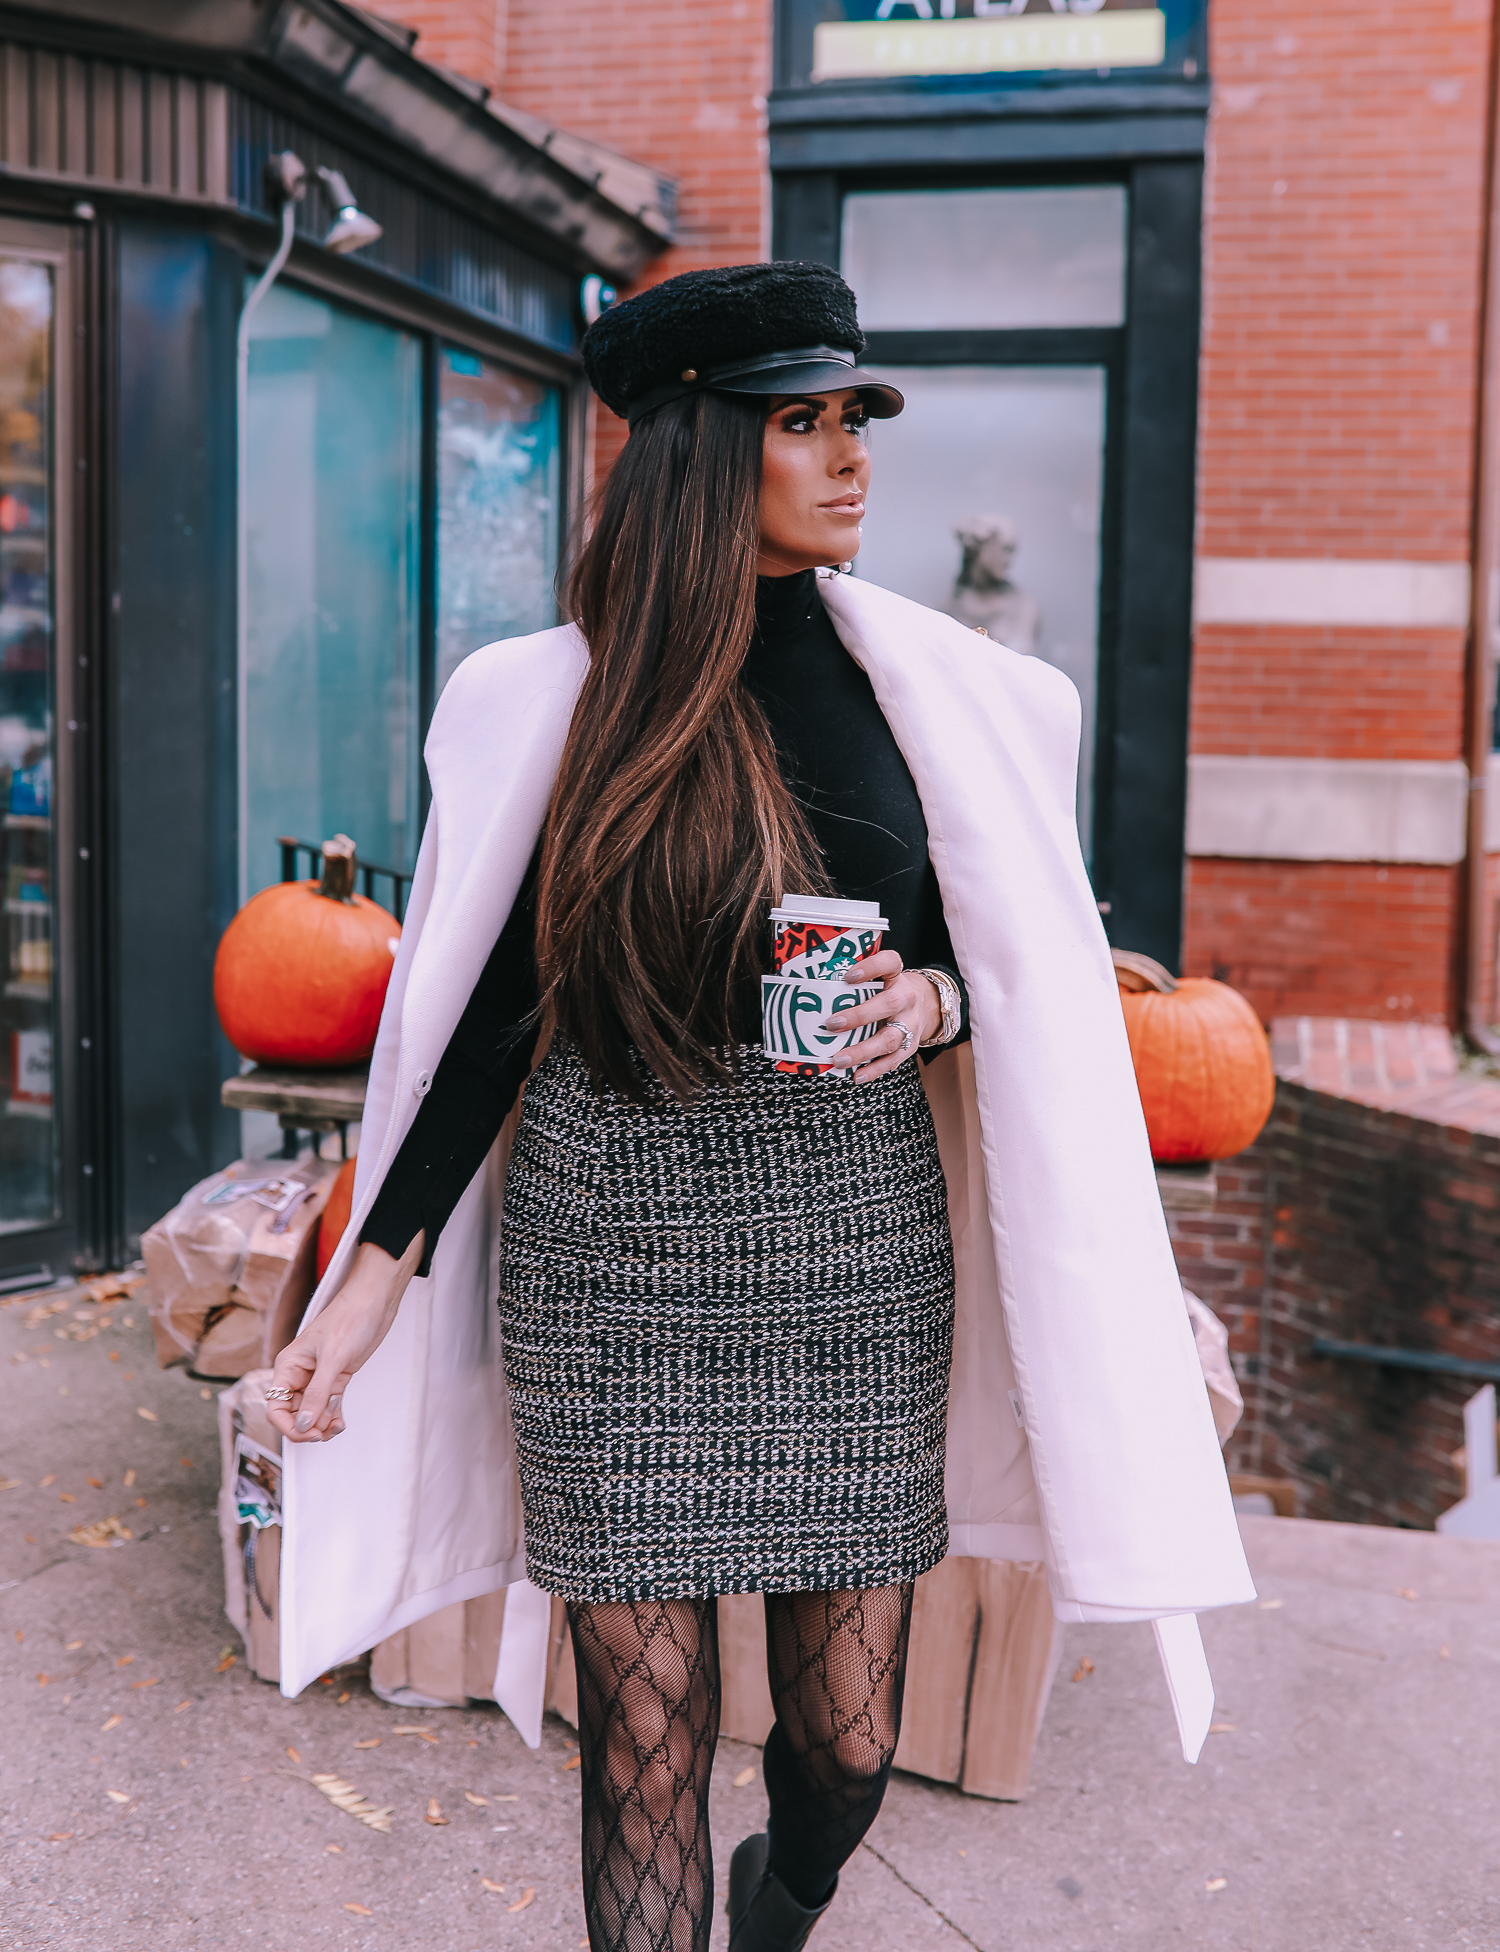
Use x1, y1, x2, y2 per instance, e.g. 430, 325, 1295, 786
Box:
3, 1288, 1498, 1950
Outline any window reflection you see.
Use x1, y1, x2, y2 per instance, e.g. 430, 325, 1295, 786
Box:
854, 365, 1107, 850
243, 282, 422, 898
843, 185, 1127, 331
436, 348, 560, 696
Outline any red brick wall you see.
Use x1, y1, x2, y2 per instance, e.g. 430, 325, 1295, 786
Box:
374, 0, 506, 90
1169, 1083, 1500, 1530
1183, 860, 1461, 1024
1187, 0, 1495, 1020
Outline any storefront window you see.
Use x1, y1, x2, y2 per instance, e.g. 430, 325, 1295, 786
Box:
856, 365, 1107, 848
242, 282, 422, 898
843, 185, 1127, 330
0, 259, 57, 1231
435, 347, 561, 696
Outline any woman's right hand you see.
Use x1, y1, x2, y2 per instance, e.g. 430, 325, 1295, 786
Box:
265, 1233, 425, 1445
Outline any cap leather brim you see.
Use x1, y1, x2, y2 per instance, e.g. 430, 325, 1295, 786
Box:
711, 357, 904, 418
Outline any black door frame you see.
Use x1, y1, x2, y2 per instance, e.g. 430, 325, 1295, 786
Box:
771, 153, 1203, 971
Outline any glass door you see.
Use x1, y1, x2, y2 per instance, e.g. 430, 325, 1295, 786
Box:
0, 249, 62, 1243
842, 183, 1124, 862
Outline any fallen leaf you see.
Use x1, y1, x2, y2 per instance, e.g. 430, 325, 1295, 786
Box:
66, 1640, 82, 1650
14, 1630, 21, 1641
116, 1654, 135, 1667
0, 1477, 20, 1491
320, 1674, 335, 1686
105, 1790, 130, 1805
48, 1832, 74, 1842
1397, 1587, 1418, 1602
215, 1653, 237, 1674
494, 1794, 520, 1802
123, 1469, 136, 1488
70, 1513, 132, 1547
563, 1754, 582, 1771
1258, 1598, 1284, 1610
136, 1408, 158, 1422
58, 1492, 77, 1503
325, 1844, 342, 1854
481, 1878, 507, 1894
24, 1533, 35, 1544
732, 1766, 756, 1788
465, 1791, 489, 1806
425, 1797, 449, 1826
36, 1673, 49, 1685
343, 1902, 373, 1916
109, 1350, 120, 1362
175, 1699, 191, 1712
393, 1724, 439, 1743
1070, 1657, 1096, 1683
180, 1458, 192, 1469
86, 1477, 103, 1489
1209, 1721, 1236, 1733
354, 1738, 382, 1749
508, 1888, 536, 1914
101, 1715, 121, 1732
131, 1677, 159, 1691
338, 1692, 351, 1705
286, 1746, 302, 1764
309, 1773, 394, 1834
135, 1497, 146, 1508
1205, 1877, 1228, 1892
1440, 1645, 1451, 1659
40, 1473, 55, 1486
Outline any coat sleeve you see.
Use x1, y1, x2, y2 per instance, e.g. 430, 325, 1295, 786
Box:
360, 846, 541, 1275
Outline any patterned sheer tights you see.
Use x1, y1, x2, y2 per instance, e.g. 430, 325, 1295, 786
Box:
568, 1584, 914, 1952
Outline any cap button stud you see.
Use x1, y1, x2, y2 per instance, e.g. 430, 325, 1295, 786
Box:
681, 368, 697, 382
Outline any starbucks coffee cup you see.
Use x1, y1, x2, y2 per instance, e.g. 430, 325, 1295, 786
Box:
761, 973, 884, 1079
769, 894, 888, 982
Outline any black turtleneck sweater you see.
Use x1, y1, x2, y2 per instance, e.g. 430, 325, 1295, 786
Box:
361, 570, 970, 1271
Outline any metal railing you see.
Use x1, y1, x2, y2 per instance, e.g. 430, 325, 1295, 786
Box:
277, 836, 413, 923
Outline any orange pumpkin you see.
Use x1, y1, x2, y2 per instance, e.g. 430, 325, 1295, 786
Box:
1113, 950, 1275, 1163
316, 1156, 358, 1282
214, 836, 399, 1067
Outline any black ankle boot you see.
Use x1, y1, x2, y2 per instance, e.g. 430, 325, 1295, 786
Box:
727, 1832, 835, 1952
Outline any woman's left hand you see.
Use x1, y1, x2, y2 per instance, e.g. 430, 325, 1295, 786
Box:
824, 949, 941, 1083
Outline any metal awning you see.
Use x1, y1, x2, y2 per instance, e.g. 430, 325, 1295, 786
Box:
0, 0, 675, 282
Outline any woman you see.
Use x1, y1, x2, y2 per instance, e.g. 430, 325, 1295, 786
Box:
268, 263, 1252, 1952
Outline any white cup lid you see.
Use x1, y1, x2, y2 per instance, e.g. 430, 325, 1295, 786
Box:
769, 893, 889, 929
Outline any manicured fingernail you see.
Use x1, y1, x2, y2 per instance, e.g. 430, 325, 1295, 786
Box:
295, 1413, 313, 1432
328, 1394, 342, 1410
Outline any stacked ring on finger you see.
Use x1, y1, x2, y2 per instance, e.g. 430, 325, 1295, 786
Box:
264, 1385, 296, 1404
890, 1018, 914, 1053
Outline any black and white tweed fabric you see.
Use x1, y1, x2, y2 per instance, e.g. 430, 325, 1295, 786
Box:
497, 1039, 955, 1602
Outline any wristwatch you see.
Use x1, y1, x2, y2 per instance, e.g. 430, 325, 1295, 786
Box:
913, 966, 963, 1048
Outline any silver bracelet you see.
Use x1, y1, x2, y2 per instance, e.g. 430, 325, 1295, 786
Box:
913, 966, 962, 1047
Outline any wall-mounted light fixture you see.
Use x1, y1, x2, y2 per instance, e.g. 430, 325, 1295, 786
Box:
316, 166, 384, 255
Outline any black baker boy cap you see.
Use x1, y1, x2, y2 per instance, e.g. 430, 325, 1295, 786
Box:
581, 260, 904, 428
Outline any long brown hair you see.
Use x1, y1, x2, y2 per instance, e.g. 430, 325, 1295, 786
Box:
535, 389, 830, 1100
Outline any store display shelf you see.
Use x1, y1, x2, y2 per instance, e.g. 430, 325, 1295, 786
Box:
3, 980, 49, 1001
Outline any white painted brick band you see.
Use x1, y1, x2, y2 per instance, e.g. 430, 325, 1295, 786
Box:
1186, 756, 1471, 864
1194, 557, 1471, 628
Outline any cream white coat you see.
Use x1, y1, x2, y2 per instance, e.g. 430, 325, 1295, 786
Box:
279, 574, 1255, 1760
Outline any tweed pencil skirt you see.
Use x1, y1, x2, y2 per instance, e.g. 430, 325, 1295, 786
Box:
496, 1039, 955, 1602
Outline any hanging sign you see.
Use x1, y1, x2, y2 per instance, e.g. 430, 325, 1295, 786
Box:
811, 0, 1177, 84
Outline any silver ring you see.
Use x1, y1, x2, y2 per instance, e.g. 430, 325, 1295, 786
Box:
890, 1019, 914, 1054
264, 1385, 295, 1404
